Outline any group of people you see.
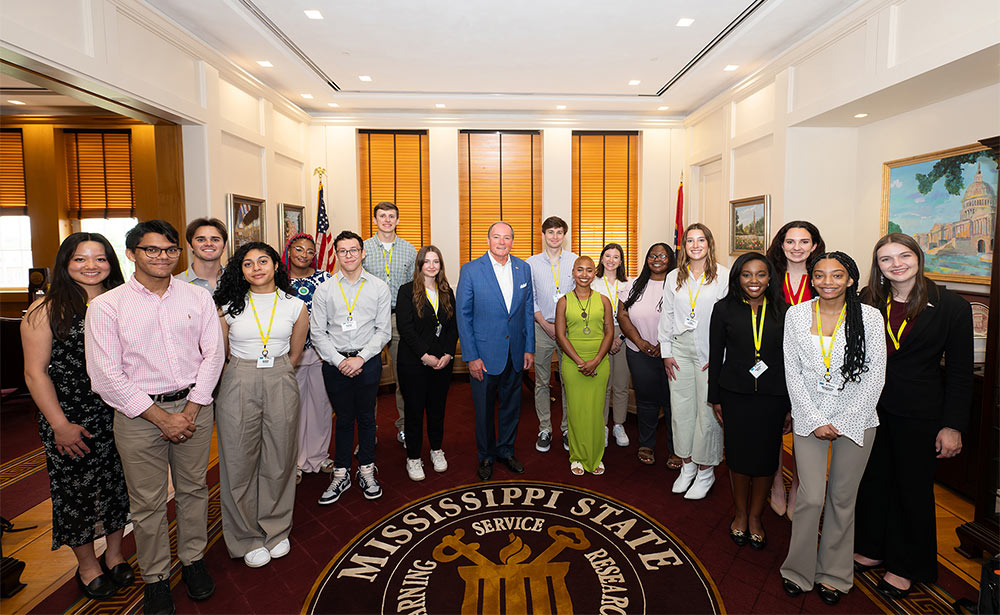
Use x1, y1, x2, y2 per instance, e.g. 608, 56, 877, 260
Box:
20, 203, 972, 613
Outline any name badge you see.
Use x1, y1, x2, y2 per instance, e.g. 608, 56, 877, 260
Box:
749, 360, 768, 379
552, 293, 563, 305
341, 320, 358, 332
435, 324, 442, 337
257, 355, 274, 369
816, 380, 839, 396
683, 316, 698, 329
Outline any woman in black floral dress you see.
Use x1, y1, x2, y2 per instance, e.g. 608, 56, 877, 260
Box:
21, 233, 132, 600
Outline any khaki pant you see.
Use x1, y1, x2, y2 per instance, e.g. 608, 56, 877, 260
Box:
603, 324, 630, 425
781, 427, 876, 592
668, 331, 720, 465
114, 398, 213, 582
533, 321, 568, 435
216, 355, 299, 557
388, 312, 405, 431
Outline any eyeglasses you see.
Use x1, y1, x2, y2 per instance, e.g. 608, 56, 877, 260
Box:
336, 247, 362, 257
293, 246, 317, 256
135, 246, 181, 257
648, 254, 671, 261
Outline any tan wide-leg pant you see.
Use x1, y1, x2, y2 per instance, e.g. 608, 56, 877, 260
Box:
534, 321, 568, 435
603, 324, 630, 425
216, 355, 299, 558
114, 397, 213, 582
781, 427, 876, 593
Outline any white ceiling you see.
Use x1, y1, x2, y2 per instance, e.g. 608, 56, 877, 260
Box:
146, 0, 860, 116
0, 74, 110, 116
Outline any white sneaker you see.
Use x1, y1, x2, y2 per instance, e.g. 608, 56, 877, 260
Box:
318, 468, 350, 505
319, 458, 335, 473
430, 449, 448, 473
397, 430, 406, 445
406, 458, 425, 481
268, 538, 290, 559
604, 426, 609, 447
358, 463, 383, 499
244, 547, 271, 568
295, 468, 302, 485
612, 424, 629, 447
672, 461, 697, 493
683, 467, 716, 500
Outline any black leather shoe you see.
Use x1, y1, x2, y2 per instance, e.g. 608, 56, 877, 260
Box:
749, 532, 767, 551
853, 559, 881, 573
75, 570, 116, 599
477, 460, 493, 481
816, 584, 842, 605
143, 579, 176, 615
782, 578, 804, 597
181, 558, 215, 601
875, 578, 911, 600
498, 456, 525, 474
729, 527, 748, 547
99, 554, 135, 588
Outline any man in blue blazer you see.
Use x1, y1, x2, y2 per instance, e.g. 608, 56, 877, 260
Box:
456, 221, 535, 481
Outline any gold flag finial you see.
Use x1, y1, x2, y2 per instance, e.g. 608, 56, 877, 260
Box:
313, 166, 327, 180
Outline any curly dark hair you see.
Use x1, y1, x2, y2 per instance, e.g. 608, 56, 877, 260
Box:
214, 242, 294, 317
809, 251, 867, 390
722, 252, 786, 320
624, 243, 675, 310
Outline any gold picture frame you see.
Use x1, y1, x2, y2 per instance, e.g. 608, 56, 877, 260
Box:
226, 194, 266, 258
729, 195, 770, 256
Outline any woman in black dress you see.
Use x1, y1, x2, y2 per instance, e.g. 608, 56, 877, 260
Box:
396, 245, 459, 481
708, 252, 789, 550
21, 233, 132, 599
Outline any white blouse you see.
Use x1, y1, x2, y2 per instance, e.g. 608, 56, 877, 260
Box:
783, 299, 886, 445
595, 275, 631, 326
657, 265, 729, 364
225, 291, 305, 360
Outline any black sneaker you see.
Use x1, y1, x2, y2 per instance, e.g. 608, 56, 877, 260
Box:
143, 579, 176, 615
535, 431, 552, 452
181, 558, 215, 601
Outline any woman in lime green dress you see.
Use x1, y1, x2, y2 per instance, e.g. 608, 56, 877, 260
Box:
556, 256, 615, 475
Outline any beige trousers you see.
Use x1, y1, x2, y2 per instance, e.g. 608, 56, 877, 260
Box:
114, 397, 213, 582
668, 331, 720, 465
216, 355, 299, 557
603, 324, 630, 425
780, 427, 876, 592
533, 321, 568, 435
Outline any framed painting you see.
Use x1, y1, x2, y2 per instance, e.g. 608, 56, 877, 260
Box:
881, 144, 997, 285
729, 195, 770, 255
226, 194, 265, 257
278, 203, 306, 247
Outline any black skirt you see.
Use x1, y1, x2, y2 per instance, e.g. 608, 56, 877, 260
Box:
719, 388, 788, 476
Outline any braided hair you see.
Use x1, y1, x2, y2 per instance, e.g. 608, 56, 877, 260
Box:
809, 251, 867, 389
214, 242, 294, 317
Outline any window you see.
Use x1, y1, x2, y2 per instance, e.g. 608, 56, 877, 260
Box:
1, 129, 28, 217
458, 130, 542, 264
79, 217, 138, 279
1, 129, 32, 287
64, 129, 135, 218
358, 130, 430, 248
572, 132, 639, 276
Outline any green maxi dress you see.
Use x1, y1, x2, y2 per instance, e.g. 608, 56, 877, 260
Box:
561, 291, 610, 472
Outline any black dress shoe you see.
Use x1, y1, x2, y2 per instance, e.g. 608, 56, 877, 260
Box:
875, 578, 911, 600
99, 554, 135, 588
75, 570, 117, 599
781, 578, 804, 597
498, 456, 525, 474
477, 460, 493, 481
144, 579, 176, 615
729, 527, 748, 547
816, 584, 842, 605
853, 559, 881, 573
749, 532, 767, 551
181, 558, 215, 601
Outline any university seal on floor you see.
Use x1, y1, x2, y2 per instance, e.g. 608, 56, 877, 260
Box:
304, 481, 724, 614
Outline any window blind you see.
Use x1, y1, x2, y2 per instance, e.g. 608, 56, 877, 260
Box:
65, 129, 135, 219
358, 130, 430, 248
0, 129, 28, 216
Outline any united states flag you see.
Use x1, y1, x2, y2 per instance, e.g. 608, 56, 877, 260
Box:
315, 181, 336, 273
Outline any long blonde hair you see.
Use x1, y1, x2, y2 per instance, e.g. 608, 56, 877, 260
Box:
412, 245, 453, 319
675, 223, 719, 290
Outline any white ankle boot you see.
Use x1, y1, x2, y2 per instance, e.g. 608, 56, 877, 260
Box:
672, 461, 697, 493
683, 466, 716, 500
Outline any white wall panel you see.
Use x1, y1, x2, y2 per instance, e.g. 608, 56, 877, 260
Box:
731, 136, 773, 201
272, 110, 304, 153
272, 153, 304, 209
733, 83, 775, 139
116, 13, 201, 108
219, 79, 261, 135
792, 25, 867, 111
890, 0, 1000, 67
220, 131, 264, 199
688, 107, 724, 164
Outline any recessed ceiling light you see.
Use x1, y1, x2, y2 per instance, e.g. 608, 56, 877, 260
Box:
301, 93, 313, 99
556, 105, 567, 110
328, 102, 340, 107
435, 104, 446, 108
723, 65, 739, 71
7, 99, 25, 105
657, 106, 669, 111
628, 79, 641, 86
676, 18, 695, 27
854, 113, 869, 118
304, 9, 323, 19
257, 60, 273, 68
358, 75, 372, 82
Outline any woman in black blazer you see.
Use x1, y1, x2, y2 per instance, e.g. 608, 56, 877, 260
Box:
396, 245, 459, 482
854, 233, 973, 598
708, 252, 790, 550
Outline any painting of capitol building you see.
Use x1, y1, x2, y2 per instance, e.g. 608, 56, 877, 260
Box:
884, 146, 997, 284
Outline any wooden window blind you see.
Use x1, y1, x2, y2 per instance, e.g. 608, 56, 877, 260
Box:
358, 130, 430, 248
458, 131, 542, 265
0, 129, 28, 216
65, 129, 135, 218
572, 132, 639, 276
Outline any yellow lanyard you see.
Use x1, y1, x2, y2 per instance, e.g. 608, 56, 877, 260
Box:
687, 271, 705, 317
749, 298, 767, 361
337, 276, 366, 321
603, 277, 619, 317
885, 296, 908, 350
426, 288, 439, 323
784, 272, 807, 305
383, 243, 393, 279
550, 253, 562, 294
248, 290, 279, 357
815, 301, 846, 380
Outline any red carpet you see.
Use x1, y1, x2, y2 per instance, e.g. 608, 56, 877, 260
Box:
8, 382, 980, 614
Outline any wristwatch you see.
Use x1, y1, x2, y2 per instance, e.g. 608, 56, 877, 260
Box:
618, 333, 626, 341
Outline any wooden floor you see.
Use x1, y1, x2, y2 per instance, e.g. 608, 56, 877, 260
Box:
0, 432, 984, 614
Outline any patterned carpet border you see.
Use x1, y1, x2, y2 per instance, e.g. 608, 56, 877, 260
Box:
0, 447, 46, 490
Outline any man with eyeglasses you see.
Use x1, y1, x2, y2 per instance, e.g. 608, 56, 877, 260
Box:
310, 231, 392, 504
86, 219, 225, 615
175, 218, 227, 292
